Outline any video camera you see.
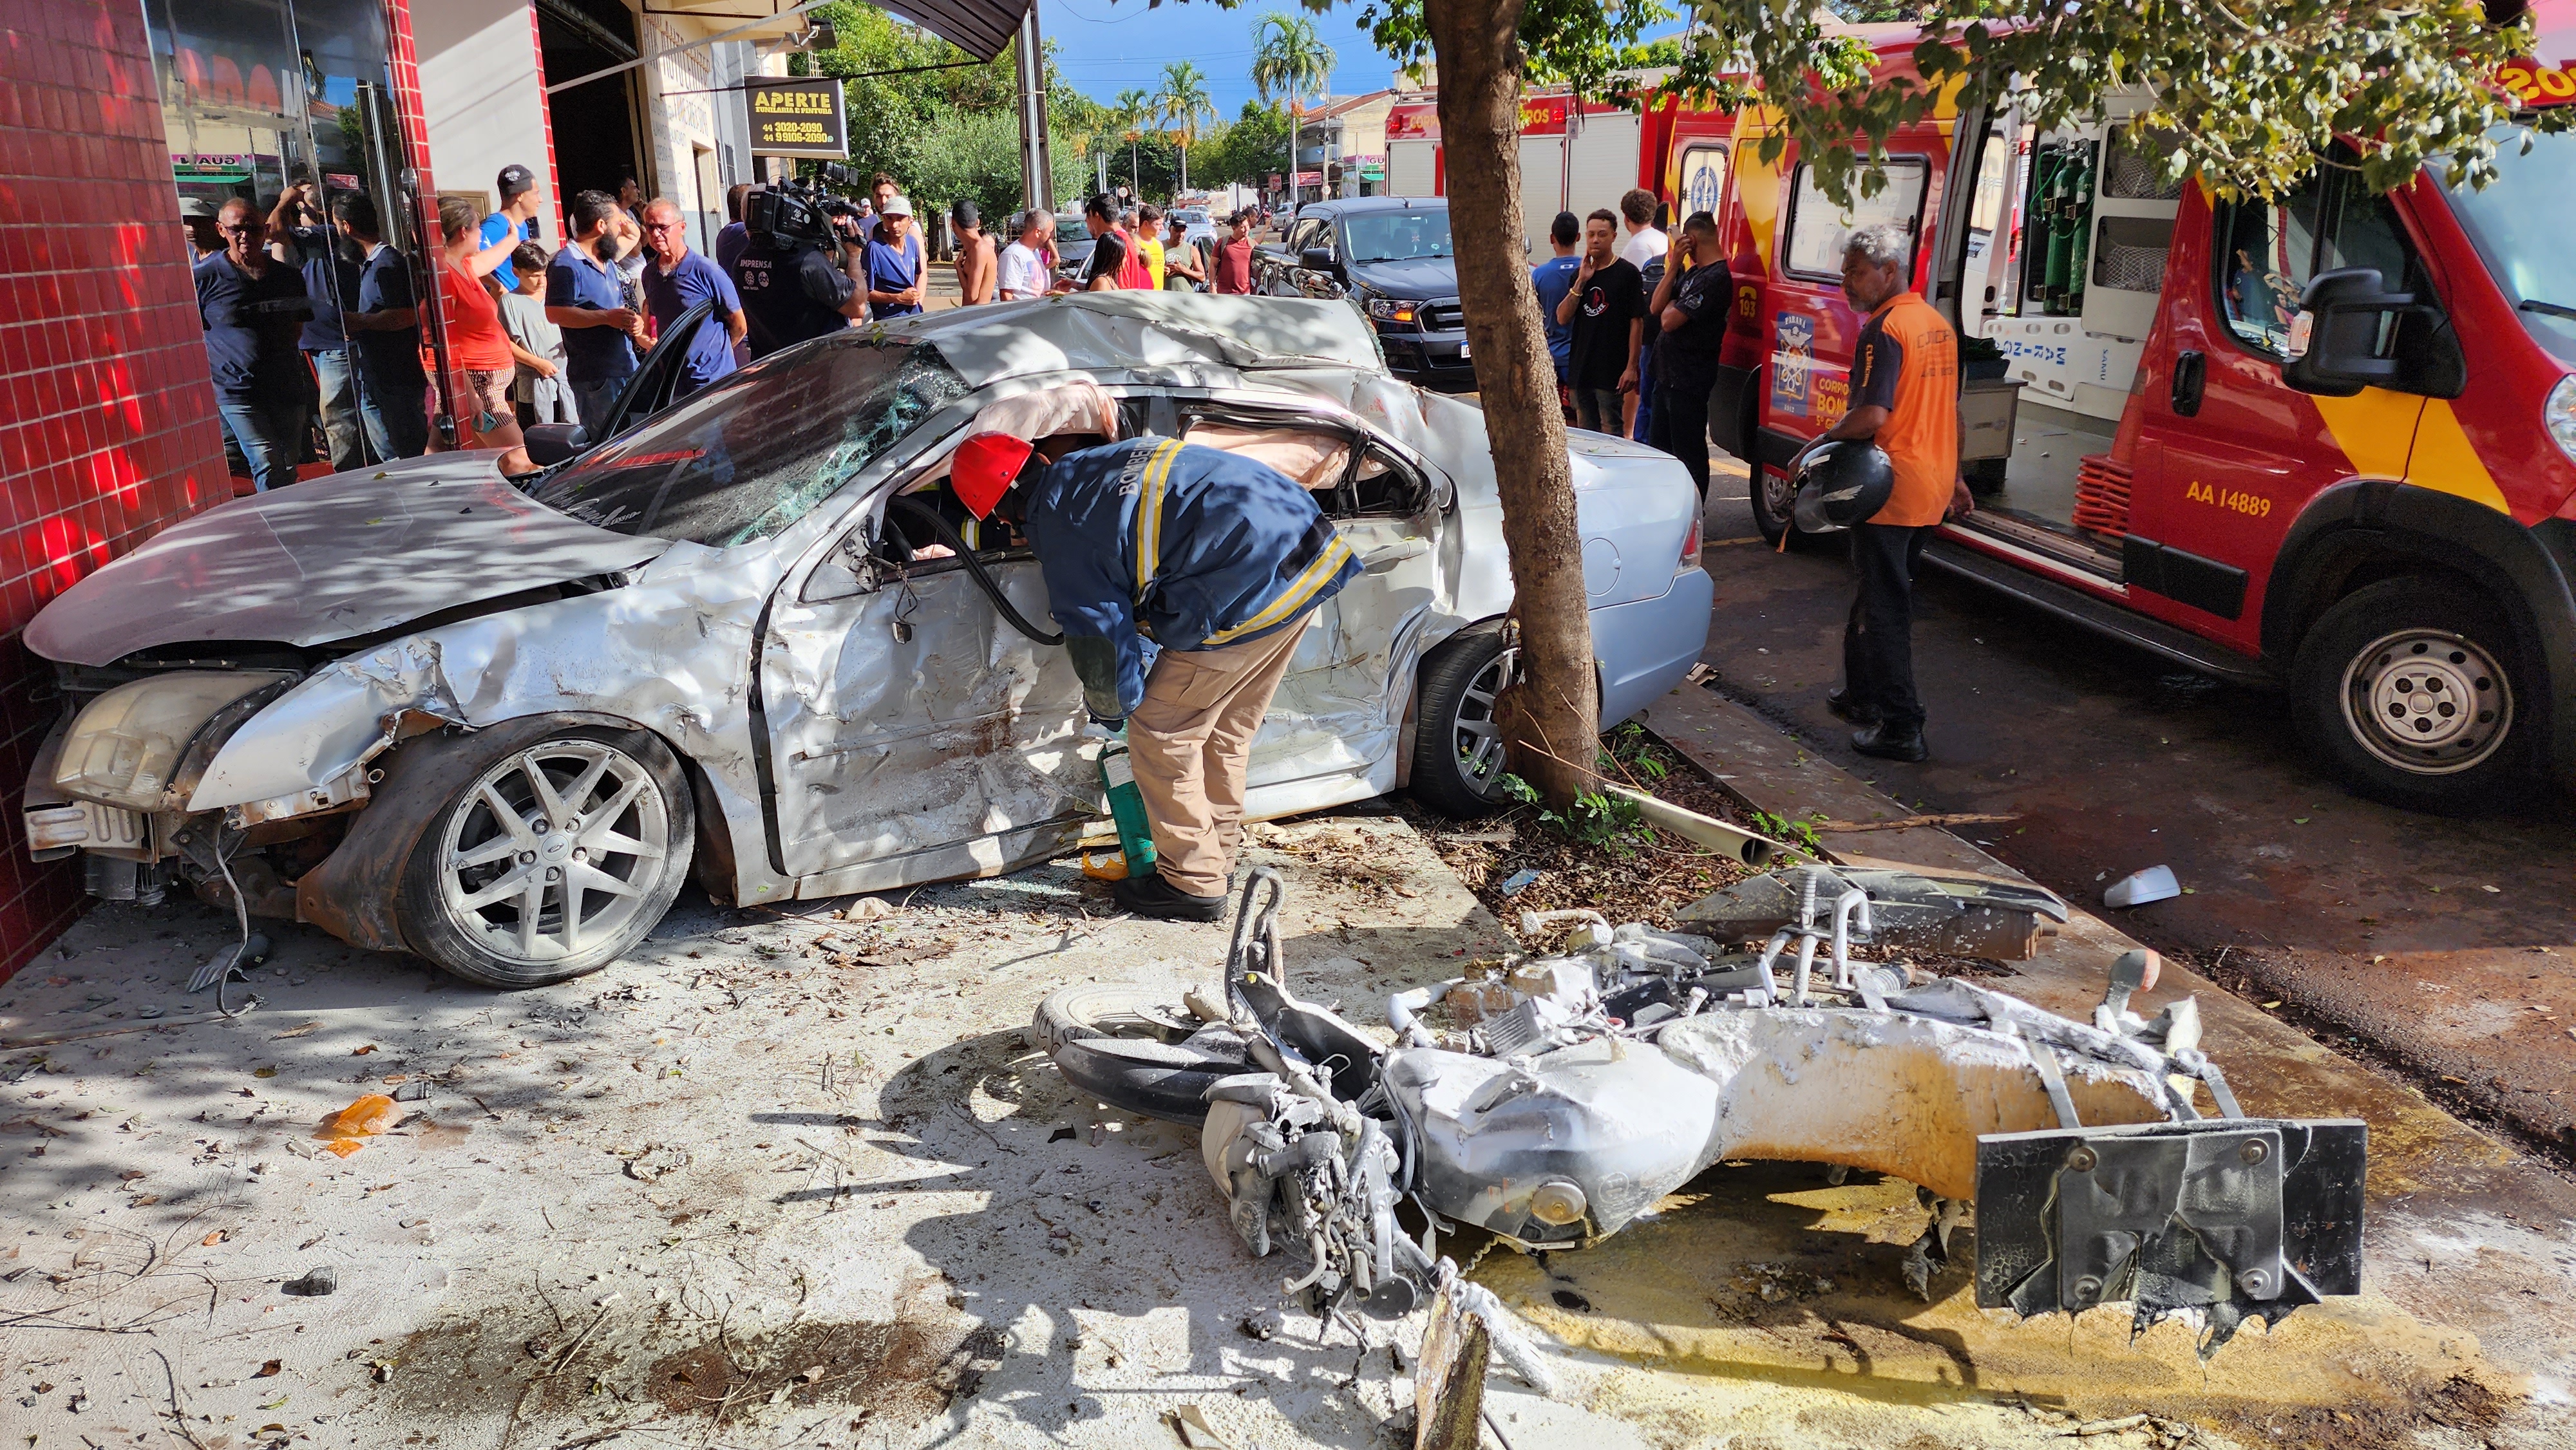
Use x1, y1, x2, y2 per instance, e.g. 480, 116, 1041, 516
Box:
746, 160, 865, 250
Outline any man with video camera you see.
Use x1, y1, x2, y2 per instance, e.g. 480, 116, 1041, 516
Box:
732, 173, 872, 361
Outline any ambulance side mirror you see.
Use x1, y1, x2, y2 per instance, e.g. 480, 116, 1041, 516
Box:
2282, 267, 2466, 400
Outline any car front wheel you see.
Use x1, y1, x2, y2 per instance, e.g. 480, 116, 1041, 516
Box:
398, 724, 695, 987
1408, 621, 1515, 818
2291, 578, 2530, 814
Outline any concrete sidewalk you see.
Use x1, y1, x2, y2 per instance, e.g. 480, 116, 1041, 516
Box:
1641, 679, 2576, 1445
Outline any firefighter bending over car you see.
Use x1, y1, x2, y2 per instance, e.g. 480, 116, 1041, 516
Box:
949, 402, 1360, 921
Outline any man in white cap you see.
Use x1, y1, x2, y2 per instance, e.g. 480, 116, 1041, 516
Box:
865, 196, 925, 320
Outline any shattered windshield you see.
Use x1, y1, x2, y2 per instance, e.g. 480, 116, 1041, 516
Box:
530, 340, 967, 547
2438, 127, 2576, 363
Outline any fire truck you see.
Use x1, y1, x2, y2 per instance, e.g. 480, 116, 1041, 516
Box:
1392, 14, 2576, 813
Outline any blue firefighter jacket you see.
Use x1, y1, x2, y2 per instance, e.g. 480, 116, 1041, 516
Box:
1024, 435, 1361, 719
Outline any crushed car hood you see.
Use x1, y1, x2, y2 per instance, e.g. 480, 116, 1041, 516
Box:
26, 455, 670, 666
914, 292, 1386, 385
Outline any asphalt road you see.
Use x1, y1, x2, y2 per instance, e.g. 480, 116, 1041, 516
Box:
1688, 454, 2576, 1158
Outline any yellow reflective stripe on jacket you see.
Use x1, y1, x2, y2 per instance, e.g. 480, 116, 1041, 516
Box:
1201, 532, 1354, 646
1130, 438, 1186, 599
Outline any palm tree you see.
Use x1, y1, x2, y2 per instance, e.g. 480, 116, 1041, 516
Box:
1155, 61, 1217, 195
1250, 12, 1334, 209
1115, 86, 1154, 197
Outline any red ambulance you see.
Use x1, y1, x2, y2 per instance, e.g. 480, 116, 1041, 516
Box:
1683, 16, 2576, 813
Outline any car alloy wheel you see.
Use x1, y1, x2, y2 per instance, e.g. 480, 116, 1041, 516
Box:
2338, 627, 2513, 777
435, 738, 676, 966
1453, 644, 1517, 793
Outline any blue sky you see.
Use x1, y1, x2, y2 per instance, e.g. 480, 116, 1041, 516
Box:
1036, 0, 1401, 115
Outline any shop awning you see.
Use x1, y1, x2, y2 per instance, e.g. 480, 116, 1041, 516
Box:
878, 0, 1034, 62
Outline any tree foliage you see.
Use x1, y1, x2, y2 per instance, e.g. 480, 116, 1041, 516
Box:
905, 108, 1098, 223
801, 2, 1112, 214
1251, 12, 1340, 107
1673, 0, 2567, 205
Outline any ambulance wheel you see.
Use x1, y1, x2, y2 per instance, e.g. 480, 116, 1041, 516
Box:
1409, 621, 1515, 818
1749, 462, 1799, 547
2291, 578, 2532, 814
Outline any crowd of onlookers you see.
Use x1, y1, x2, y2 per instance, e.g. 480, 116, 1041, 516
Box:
190, 160, 1277, 490
1534, 185, 1731, 493
979, 194, 1260, 299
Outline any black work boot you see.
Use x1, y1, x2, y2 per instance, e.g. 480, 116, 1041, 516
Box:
1826, 686, 1880, 725
1851, 720, 1929, 762
1111, 871, 1228, 922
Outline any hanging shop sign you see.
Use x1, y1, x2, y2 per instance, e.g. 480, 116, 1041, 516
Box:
746, 77, 848, 158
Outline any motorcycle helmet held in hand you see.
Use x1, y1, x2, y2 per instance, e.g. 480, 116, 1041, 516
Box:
1790, 440, 1897, 534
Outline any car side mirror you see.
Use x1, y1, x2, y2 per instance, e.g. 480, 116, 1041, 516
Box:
522, 421, 589, 467
2282, 267, 2466, 399
1300, 246, 1336, 272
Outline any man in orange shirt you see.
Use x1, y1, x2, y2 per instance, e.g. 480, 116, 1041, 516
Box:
1819, 223, 1975, 762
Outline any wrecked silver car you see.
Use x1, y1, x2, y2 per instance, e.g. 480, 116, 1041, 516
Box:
19, 294, 1712, 986
1037, 865, 2367, 1357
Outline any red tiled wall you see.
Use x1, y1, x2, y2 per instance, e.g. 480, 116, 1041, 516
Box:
0, 0, 231, 979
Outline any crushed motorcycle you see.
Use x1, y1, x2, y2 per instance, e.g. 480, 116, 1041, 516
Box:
1034, 863, 2367, 1359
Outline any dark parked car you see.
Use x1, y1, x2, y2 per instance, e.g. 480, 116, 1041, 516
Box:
1052, 214, 1095, 285
1260, 197, 1471, 392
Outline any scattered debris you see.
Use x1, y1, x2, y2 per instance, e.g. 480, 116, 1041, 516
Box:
2103, 866, 2181, 909
1164, 1404, 1238, 1449
1236, 1309, 1283, 1341
619, 1144, 689, 1181
319, 1093, 398, 1139
1495, 869, 1541, 898
188, 934, 269, 992
1813, 811, 2022, 833
1044, 865, 2367, 1361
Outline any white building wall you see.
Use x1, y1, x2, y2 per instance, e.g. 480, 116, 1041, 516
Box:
414, 0, 557, 245
639, 12, 723, 254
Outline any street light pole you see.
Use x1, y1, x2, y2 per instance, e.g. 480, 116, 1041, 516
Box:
1013, 4, 1054, 212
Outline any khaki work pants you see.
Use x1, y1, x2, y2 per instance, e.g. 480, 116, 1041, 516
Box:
1127, 616, 1310, 896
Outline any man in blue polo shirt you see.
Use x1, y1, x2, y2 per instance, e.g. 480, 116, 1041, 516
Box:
638, 197, 746, 403
480, 164, 544, 293
547, 189, 646, 440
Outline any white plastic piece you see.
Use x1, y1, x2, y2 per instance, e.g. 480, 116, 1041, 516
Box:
2103, 865, 2181, 909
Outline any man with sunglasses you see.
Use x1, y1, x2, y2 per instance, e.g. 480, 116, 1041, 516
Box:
638, 197, 745, 404
195, 198, 314, 492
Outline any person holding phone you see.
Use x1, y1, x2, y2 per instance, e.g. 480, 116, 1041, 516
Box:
1553, 209, 1645, 435
1646, 209, 1731, 497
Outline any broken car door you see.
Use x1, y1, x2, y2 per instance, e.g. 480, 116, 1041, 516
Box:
1242, 426, 1446, 813
760, 467, 1094, 893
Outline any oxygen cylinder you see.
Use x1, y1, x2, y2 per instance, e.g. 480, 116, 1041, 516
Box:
2065, 144, 2096, 315
2025, 145, 2063, 311
2041, 147, 2078, 312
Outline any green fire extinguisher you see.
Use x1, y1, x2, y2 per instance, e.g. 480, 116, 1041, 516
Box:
1096, 732, 1157, 878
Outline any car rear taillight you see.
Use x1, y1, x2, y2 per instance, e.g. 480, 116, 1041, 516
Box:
1679, 514, 1701, 569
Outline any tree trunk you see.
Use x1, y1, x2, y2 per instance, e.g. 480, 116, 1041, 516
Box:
1422, 0, 1598, 807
